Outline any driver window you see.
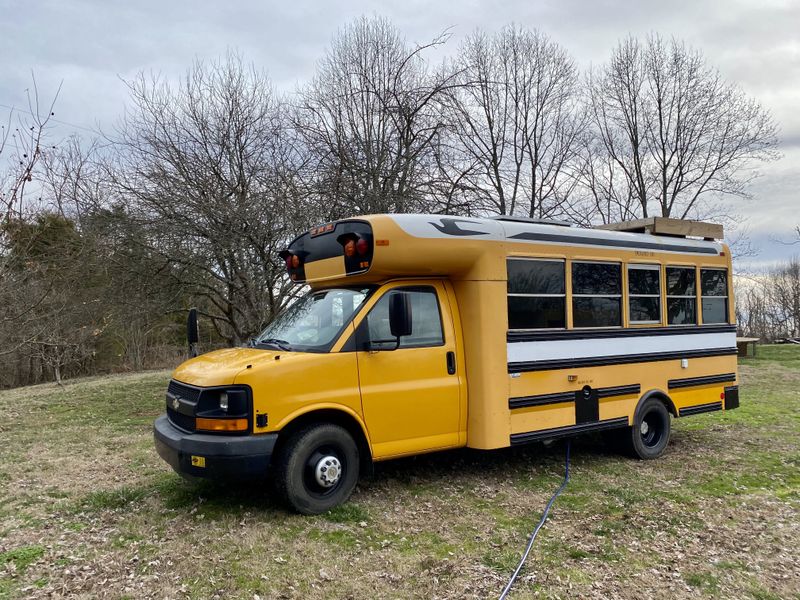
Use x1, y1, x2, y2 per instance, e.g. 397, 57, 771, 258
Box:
366, 287, 444, 348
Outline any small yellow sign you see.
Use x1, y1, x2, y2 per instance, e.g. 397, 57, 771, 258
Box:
191, 455, 206, 468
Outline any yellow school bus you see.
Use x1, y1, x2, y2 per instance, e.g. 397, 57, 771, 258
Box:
154, 214, 738, 514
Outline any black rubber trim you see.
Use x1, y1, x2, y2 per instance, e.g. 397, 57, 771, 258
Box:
509, 391, 575, 409
507, 231, 719, 255
509, 384, 640, 409
510, 417, 629, 445
678, 401, 723, 417
508, 347, 737, 373
508, 324, 736, 343
596, 384, 641, 398
668, 373, 737, 389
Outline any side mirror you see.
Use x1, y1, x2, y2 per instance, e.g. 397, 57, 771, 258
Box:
187, 308, 199, 357
389, 292, 413, 338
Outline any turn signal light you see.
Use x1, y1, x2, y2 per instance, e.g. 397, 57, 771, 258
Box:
196, 417, 248, 432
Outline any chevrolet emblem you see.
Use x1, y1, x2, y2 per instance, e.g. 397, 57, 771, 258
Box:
172, 397, 180, 411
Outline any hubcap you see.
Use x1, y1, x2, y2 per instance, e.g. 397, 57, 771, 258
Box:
640, 420, 650, 436
314, 455, 342, 488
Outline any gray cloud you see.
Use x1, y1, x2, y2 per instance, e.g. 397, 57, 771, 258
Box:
1, 0, 796, 259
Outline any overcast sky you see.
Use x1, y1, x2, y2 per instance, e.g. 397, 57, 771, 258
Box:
1, 0, 797, 269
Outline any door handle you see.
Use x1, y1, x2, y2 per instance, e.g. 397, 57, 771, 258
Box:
446, 351, 456, 375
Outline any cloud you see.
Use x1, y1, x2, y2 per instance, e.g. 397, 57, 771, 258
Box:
1, 0, 796, 261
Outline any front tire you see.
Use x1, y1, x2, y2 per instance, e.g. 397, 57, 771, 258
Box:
274, 424, 360, 515
624, 397, 671, 459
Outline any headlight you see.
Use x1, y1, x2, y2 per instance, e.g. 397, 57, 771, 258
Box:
219, 392, 228, 412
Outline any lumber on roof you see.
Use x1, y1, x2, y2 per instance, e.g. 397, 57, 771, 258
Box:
596, 217, 723, 240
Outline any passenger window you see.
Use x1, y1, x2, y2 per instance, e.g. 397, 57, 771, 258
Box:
507, 259, 566, 329
628, 265, 661, 324
366, 288, 444, 348
666, 266, 697, 325
701, 268, 728, 324
572, 262, 622, 327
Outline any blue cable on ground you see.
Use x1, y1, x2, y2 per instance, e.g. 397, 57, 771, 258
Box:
498, 440, 571, 600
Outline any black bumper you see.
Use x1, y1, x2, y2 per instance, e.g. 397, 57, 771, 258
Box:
154, 415, 278, 481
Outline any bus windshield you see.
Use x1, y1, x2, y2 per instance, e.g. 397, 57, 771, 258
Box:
254, 287, 372, 352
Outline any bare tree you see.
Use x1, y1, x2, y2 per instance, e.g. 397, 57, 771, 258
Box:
0, 80, 62, 366
583, 34, 779, 222
769, 257, 800, 338
0, 78, 61, 221
736, 258, 800, 341
445, 25, 584, 218
296, 16, 458, 217
109, 53, 308, 345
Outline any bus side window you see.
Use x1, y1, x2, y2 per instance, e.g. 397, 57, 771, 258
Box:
666, 266, 697, 325
701, 268, 728, 324
572, 261, 622, 328
628, 264, 661, 324
366, 287, 444, 348
506, 258, 566, 329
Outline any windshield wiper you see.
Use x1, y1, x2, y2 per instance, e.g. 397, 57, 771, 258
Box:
255, 338, 292, 351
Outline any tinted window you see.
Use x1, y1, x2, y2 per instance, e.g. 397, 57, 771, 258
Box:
508, 297, 566, 329
573, 297, 621, 328
507, 259, 565, 294
572, 262, 622, 327
366, 288, 444, 348
667, 266, 697, 325
701, 269, 727, 297
628, 265, 661, 324
701, 269, 728, 324
630, 297, 660, 322
507, 259, 566, 330
667, 267, 696, 296
668, 298, 696, 325
572, 262, 621, 295
629, 268, 660, 295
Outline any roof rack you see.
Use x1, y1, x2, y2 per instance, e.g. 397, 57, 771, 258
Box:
491, 215, 571, 228
595, 217, 723, 240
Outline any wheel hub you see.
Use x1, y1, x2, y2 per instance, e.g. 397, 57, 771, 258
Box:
640, 420, 650, 436
314, 455, 342, 488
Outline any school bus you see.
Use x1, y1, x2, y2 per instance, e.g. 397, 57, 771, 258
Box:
154, 214, 739, 514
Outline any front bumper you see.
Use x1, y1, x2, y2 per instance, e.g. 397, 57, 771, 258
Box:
154, 414, 278, 481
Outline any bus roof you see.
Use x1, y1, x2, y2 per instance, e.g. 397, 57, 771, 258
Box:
387, 214, 723, 255
282, 214, 726, 285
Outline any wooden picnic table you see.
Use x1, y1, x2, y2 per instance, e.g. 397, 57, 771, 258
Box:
737, 337, 759, 358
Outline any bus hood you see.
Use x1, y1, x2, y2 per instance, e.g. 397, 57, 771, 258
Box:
172, 347, 280, 387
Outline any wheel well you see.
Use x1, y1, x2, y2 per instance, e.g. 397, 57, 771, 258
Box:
639, 389, 677, 418
273, 409, 373, 475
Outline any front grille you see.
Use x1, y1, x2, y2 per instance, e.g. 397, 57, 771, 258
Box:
167, 406, 196, 432
167, 380, 202, 403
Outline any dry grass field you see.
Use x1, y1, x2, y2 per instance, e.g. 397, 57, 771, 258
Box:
1, 346, 798, 599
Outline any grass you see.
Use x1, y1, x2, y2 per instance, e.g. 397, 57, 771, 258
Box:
0, 349, 798, 599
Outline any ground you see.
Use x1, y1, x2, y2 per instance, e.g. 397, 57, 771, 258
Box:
0, 346, 798, 600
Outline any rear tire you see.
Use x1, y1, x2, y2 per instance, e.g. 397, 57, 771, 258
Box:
624, 397, 671, 460
274, 424, 359, 515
